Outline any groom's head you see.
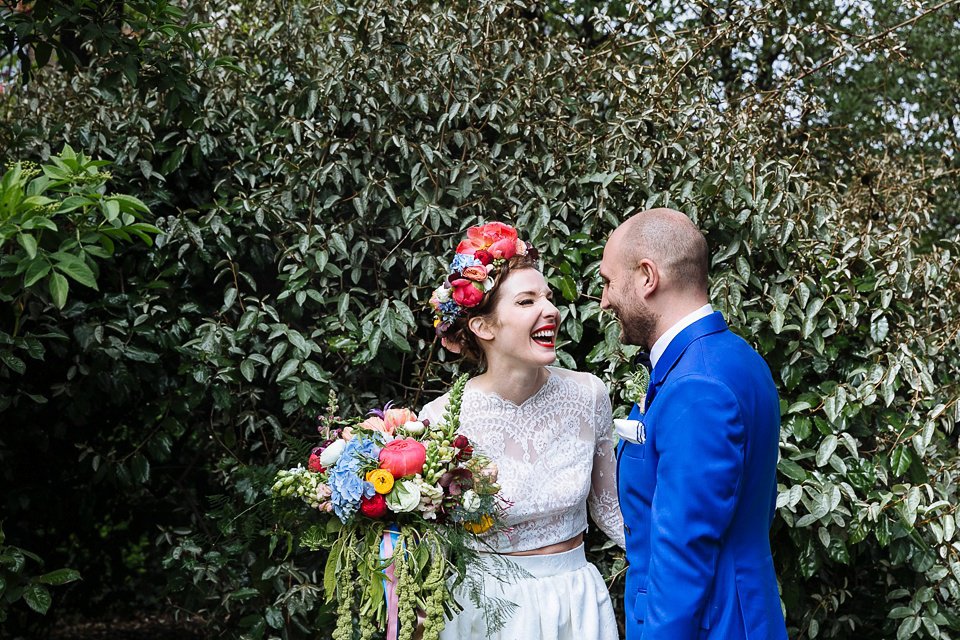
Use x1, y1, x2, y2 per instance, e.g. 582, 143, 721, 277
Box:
600, 208, 709, 349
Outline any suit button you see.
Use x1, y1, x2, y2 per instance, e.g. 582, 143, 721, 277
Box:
624, 524, 631, 534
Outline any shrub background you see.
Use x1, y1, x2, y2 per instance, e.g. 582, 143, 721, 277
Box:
1, 1, 959, 638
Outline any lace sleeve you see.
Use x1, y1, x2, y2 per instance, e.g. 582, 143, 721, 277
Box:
587, 376, 626, 548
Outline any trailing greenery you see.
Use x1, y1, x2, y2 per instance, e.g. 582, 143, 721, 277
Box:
1, 1, 958, 639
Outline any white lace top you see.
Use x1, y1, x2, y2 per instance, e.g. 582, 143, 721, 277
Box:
418, 367, 625, 553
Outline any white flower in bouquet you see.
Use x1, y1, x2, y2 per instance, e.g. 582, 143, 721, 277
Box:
412, 477, 444, 520
461, 489, 481, 513
400, 420, 426, 436
319, 438, 346, 467
385, 479, 421, 512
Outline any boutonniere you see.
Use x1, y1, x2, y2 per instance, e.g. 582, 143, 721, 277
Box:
622, 367, 650, 412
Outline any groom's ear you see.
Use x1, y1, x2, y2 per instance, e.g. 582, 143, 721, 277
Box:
468, 315, 496, 341
636, 258, 659, 298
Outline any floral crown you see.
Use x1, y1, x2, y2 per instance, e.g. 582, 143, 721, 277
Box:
430, 222, 538, 349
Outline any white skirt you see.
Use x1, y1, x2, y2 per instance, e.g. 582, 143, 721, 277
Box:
438, 544, 619, 640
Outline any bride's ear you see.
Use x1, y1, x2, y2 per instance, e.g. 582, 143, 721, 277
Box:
468, 315, 495, 341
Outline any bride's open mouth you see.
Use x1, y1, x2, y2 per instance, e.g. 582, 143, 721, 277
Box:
531, 325, 556, 347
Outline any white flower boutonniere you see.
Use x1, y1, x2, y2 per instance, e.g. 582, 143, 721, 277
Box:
622, 367, 650, 413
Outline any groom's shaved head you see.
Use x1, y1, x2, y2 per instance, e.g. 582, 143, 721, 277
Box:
621, 208, 708, 295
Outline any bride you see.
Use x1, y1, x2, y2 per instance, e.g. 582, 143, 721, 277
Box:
418, 222, 624, 640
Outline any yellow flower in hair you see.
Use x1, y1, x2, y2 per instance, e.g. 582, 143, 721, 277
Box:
366, 469, 395, 495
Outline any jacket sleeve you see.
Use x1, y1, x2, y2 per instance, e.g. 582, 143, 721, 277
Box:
644, 374, 745, 639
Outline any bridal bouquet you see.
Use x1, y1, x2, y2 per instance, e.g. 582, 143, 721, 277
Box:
269, 375, 507, 640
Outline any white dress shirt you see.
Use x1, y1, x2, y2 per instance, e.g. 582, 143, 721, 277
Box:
649, 304, 714, 369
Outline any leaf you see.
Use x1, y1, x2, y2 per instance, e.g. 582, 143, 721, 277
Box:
23, 260, 51, 287
777, 459, 807, 482
37, 569, 81, 586
871, 316, 889, 343
109, 194, 150, 213
16, 233, 37, 259
302, 361, 326, 382
323, 539, 342, 601
240, 359, 256, 382
228, 587, 260, 601
55, 258, 98, 290
897, 616, 921, 640
816, 435, 838, 467
0, 352, 27, 375
296, 381, 311, 406
276, 359, 299, 381
891, 447, 912, 477
57, 195, 94, 213
49, 272, 69, 309
558, 275, 578, 301
130, 454, 150, 484
103, 198, 120, 222
23, 585, 52, 614
265, 605, 283, 629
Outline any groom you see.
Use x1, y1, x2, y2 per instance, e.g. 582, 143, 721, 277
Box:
600, 209, 788, 640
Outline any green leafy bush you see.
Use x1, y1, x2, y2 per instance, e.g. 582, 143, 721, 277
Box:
0, 524, 80, 623
1, 1, 958, 639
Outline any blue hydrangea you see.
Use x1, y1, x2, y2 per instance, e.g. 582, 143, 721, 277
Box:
328, 437, 381, 522
438, 300, 461, 323
449, 254, 481, 273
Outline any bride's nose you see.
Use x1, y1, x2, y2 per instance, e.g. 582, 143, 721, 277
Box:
543, 298, 559, 320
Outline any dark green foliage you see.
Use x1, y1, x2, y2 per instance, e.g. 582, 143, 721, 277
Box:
1, 1, 958, 639
0, 523, 80, 625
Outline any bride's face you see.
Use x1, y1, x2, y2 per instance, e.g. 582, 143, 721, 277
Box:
471, 268, 559, 369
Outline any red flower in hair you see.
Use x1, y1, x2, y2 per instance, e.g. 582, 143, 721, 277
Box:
456, 222, 519, 260
451, 280, 483, 307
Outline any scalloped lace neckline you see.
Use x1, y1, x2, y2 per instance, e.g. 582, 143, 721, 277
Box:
464, 368, 556, 409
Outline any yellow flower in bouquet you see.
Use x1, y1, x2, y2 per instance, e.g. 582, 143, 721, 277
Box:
366, 468, 395, 494
463, 515, 494, 534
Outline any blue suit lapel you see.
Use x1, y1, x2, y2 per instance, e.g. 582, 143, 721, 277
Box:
647, 312, 728, 408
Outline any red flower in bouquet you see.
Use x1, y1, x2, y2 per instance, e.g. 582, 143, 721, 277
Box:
453, 435, 473, 461
439, 468, 474, 496
379, 438, 427, 478
359, 493, 388, 518
308, 448, 326, 472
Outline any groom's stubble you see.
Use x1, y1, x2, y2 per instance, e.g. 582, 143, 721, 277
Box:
615, 297, 660, 349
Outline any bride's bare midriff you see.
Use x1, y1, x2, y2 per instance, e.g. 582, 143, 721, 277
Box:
503, 532, 583, 556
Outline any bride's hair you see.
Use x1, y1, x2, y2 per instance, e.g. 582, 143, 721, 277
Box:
444, 253, 539, 367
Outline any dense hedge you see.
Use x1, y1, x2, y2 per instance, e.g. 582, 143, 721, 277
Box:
1, 1, 959, 639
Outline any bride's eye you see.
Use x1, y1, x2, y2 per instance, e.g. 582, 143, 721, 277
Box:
518, 299, 533, 306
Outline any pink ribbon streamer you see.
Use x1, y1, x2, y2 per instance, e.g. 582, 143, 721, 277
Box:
380, 528, 400, 640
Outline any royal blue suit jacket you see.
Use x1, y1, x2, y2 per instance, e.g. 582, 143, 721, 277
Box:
617, 312, 788, 640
